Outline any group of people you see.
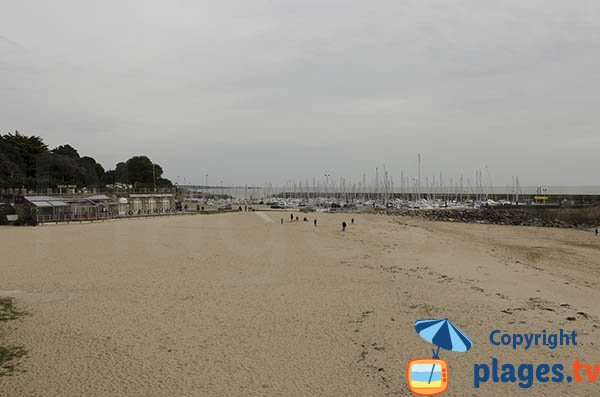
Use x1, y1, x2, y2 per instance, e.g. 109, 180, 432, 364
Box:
282, 213, 355, 231
282, 213, 318, 227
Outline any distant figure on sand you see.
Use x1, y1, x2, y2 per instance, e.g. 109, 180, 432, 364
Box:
281, 218, 284, 224
342, 221, 347, 231
596, 228, 599, 236
351, 218, 354, 225
314, 219, 317, 227
290, 213, 294, 222
295, 216, 299, 222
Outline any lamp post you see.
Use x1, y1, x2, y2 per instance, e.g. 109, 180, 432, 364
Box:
152, 163, 156, 193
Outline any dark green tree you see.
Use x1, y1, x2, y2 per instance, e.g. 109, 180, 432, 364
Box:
101, 169, 116, 185
126, 156, 157, 184
0, 138, 26, 187
0, 132, 171, 189
122, 156, 171, 187
79, 156, 105, 187
1, 131, 49, 186
35, 152, 82, 187
114, 162, 128, 184
51, 144, 80, 159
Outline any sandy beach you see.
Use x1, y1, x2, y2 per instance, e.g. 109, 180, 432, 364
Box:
1, 212, 600, 396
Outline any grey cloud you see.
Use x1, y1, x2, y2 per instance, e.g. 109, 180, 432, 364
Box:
1, 1, 599, 186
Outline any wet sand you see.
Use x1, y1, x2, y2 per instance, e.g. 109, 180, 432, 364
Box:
1, 212, 599, 396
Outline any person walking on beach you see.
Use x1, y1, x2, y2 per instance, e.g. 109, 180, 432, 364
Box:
290, 213, 294, 222
351, 218, 354, 225
281, 218, 284, 224
342, 221, 347, 232
596, 228, 599, 236
314, 219, 317, 227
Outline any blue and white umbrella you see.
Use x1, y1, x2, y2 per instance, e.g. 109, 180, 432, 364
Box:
414, 318, 473, 384
415, 318, 472, 355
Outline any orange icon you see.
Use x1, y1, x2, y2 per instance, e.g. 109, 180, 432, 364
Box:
407, 358, 449, 396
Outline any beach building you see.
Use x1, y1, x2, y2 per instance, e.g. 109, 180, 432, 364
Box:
20, 192, 177, 222
126, 193, 175, 214
87, 195, 119, 216
63, 197, 99, 219
117, 197, 129, 216
23, 196, 71, 222
182, 198, 205, 212
63, 196, 120, 219
24, 195, 120, 222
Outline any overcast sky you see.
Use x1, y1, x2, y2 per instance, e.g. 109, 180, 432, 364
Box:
1, 1, 599, 187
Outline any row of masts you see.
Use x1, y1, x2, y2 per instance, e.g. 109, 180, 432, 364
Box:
186, 155, 524, 203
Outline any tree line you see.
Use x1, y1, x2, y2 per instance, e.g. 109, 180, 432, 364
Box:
0, 131, 172, 189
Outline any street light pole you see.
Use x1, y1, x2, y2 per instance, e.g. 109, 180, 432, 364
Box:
152, 163, 156, 193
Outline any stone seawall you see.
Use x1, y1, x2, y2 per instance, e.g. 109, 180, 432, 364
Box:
382, 206, 600, 228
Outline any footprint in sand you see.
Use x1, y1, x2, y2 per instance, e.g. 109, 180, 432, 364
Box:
577, 311, 590, 319
439, 274, 454, 283
380, 265, 403, 274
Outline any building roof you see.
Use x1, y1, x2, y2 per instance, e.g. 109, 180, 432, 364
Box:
87, 195, 111, 201
64, 198, 97, 206
23, 196, 70, 208
24, 195, 58, 202
129, 194, 174, 198
24, 195, 118, 208
27, 200, 69, 208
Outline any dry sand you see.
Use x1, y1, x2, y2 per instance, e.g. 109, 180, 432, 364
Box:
1, 212, 600, 396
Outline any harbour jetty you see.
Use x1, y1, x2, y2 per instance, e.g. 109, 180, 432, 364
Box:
382, 206, 600, 229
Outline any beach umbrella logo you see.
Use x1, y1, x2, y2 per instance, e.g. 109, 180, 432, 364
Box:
407, 318, 472, 396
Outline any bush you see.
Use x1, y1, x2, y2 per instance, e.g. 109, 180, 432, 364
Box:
12, 214, 37, 226
27, 216, 39, 226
